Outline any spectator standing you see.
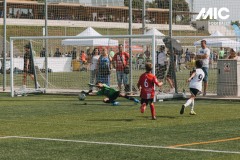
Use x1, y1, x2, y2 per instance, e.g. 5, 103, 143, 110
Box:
80, 50, 87, 71
196, 40, 210, 96
137, 62, 163, 120
156, 45, 166, 87
112, 44, 130, 91
71, 47, 77, 60
218, 47, 225, 59
213, 50, 218, 62
176, 50, 182, 72
144, 46, 151, 62
109, 48, 115, 58
16, 10, 20, 18
109, 48, 115, 69
80, 50, 87, 63
89, 48, 100, 90
227, 48, 238, 60
54, 48, 62, 57
86, 48, 92, 70
185, 48, 190, 62
39, 47, 45, 57
156, 46, 175, 93
137, 52, 146, 61
97, 47, 111, 86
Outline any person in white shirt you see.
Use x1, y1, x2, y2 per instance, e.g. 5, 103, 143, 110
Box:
180, 60, 205, 115
89, 48, 100, 90
156, 45, 167, 80
156, 45, 175, 93
196, 40, 210, 96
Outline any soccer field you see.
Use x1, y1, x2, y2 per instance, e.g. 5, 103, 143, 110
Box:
0, 93, 239, 160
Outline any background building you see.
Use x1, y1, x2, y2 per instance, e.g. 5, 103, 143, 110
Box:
47, 0, 125, 6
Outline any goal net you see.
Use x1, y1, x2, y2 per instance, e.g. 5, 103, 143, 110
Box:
10, 34, 164, 96
9, 33, 240, 98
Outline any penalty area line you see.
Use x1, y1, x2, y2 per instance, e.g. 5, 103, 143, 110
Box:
3, 136, 240, 155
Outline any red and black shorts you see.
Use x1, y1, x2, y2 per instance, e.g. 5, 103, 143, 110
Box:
140, 98, 153, 105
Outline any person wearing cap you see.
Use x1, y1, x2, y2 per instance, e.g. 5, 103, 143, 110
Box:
22, 44, 40, 90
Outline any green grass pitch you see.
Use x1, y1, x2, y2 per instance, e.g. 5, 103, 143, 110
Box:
0, 93, 239, 160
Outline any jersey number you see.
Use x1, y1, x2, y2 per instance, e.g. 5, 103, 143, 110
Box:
198, 74, 203, 81
144, 79, 149, 87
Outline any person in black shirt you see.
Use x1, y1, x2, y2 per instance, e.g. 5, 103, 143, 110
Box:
71, 47, 77, 60
40, 47, 45, 57
54, 48, 62, 57
22, 44, 40, 89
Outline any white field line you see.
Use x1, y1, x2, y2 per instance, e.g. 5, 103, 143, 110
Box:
1, 136, 239, 155
0, 136, 14, 139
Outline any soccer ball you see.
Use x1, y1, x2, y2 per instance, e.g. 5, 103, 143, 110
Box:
78, 93, 86, 101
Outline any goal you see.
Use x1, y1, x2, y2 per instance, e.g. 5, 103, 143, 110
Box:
9, 34, 163, 97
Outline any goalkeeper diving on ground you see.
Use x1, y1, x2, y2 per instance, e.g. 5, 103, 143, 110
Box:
81, 82, 140, 106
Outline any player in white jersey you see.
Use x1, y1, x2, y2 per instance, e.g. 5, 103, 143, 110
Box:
180, 60, 205, 115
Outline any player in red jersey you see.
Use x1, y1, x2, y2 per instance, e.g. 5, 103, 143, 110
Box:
137, 62, 163, 120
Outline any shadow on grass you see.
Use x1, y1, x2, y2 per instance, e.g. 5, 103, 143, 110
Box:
87, 119, 134, 122
137, 116, 177, 119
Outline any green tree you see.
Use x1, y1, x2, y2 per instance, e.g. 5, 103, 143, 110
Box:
124, 0, 158, 9
156, 0, 190, 24
231, 21, 240, 27
124, 0, 190, 24
124, 0, 189, 11
155, 0, 189, 11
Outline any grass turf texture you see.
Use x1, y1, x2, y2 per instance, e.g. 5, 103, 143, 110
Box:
0, 93, 239, 159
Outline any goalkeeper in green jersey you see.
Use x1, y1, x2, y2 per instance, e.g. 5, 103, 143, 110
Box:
87, 82, 140, 106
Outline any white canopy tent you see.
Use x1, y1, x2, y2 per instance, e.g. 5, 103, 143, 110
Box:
194, 31, 240, 50
132, 28, 165, 46
61, 27, 118, 46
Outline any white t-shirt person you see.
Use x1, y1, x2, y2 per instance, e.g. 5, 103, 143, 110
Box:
197, 48, 210, 68
157, 50, 167, 66
189, 68, 205, 91
90, 55, 100, 71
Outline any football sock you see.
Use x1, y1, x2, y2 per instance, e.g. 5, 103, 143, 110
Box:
184, 99, 193, 107
190, 99, 195, 111
140, 103, 146, 113
150, 103, 156, 117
